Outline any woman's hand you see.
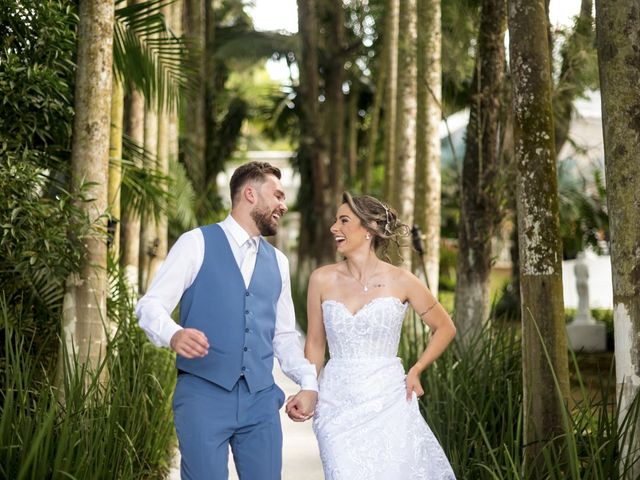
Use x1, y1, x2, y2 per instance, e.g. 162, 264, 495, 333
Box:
405, 365, 425, 401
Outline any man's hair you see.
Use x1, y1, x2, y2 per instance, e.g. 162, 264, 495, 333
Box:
229, 161, 282, 206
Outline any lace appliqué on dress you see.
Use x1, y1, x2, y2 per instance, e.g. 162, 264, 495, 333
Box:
313, 297, 456, 480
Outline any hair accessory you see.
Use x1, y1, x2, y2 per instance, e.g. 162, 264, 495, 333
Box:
383, 205, 392, 235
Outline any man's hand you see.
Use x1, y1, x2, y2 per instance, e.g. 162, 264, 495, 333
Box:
170, 328, 209, 358
285, 390, 318, 422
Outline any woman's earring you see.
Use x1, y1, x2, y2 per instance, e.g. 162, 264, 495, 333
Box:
366, 233, 371, 240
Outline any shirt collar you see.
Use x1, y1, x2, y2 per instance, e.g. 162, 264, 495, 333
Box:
222, 214, 259, 248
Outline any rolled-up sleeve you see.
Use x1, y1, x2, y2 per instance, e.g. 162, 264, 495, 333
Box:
272, 251, 319, 391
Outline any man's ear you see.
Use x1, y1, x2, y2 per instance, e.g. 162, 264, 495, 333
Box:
243, 184, 256, 204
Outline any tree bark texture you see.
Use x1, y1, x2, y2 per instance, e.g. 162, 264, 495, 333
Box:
297, 0, 333, 266
325, 0, 346, 211
63, 0, 115, 371
121, 0, 145, 293
508, 0, 570, 472
414, 0, 442, 296
393, 0, 418, 270
139, 96, 159, 292
364, 49, 386, 193
596, 1, 640, 475
454, 0, 506, 340
108, 77, 124, 258
382, 0, 400, 203
183, 0, 206, 195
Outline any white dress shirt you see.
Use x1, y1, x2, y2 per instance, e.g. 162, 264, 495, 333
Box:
135, 215, 318, 391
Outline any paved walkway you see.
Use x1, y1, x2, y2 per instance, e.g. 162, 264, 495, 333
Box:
167, 365, 324, 480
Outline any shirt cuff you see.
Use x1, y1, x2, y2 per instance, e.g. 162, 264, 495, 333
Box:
299, 374, 319, 392
159, 320, 183, 348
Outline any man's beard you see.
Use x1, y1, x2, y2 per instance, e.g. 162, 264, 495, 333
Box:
251, 205, 279, 236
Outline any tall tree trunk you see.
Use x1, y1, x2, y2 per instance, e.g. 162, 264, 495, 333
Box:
297, 0, 332, 266
204, 0, 218, 201
108, 77, 124, 258
121, 0, 144, 293
414, 0, 442, 295
325, 0, 346, 211
454, 0, 506, 341
364, 51, 386, 193
596, 1, 640, 475
183, 0, 206, 199
553, 0, 594, 156
139, 98, 159, 292
382, 0, 400, 203
62, 0, 115, 371
169, 0, 182, 204
347, 80, 359, 188
508, 0, 569, 473
393, 0, 417, 269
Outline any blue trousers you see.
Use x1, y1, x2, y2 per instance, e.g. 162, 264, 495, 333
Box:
173, 373, 285, 480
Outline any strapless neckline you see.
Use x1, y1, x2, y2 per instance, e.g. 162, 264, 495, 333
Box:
321, 296, 407, 318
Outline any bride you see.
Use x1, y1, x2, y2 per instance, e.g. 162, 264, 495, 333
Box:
287, 192, 457, 479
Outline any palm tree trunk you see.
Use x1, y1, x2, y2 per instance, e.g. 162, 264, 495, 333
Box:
139, 100, 158, 292
454, 0, 506, 341
508, 0, 569, 472
63, 0, 115, 371
414, 0, 442, 296
325, 0, 345, 209
364, 50, 386, 193
382, 0, 400, 203
393, 0, 417, 269
596, 1, 640, 475
108, 77, 124, 258
297, 0, 332, 266
183, 0, 206, 198
121, 0, 145, 293
347, 80, 359, 188
204, 0, 218, 201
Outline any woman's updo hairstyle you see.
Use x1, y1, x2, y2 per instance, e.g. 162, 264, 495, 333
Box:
342, 192, 409, 259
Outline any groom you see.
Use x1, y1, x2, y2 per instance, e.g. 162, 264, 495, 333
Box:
136, 161, 318, 479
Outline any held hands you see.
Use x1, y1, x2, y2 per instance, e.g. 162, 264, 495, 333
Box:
405, 365, 425, 401
285, 390, 318, 422
170, 328, 209, 358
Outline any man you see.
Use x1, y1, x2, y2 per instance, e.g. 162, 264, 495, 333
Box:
136, 162, 318, 479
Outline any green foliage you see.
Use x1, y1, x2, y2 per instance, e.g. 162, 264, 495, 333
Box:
399, 321, 640, 479
0, 0, 77, 171
0, 266, 176, 479
0, 161, 88, 333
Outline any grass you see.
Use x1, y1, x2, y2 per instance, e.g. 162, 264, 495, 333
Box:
0, 285, 176, 479
399, 318, 640, 479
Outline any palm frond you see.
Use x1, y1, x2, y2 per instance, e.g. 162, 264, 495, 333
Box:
168, 158, 198, 237
214, 27, 298, 64
114, 0, 194, 111
118, 135, 171, 222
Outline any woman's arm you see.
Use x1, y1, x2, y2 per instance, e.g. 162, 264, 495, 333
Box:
403, 270, 457, 400
304, 268, 328, 376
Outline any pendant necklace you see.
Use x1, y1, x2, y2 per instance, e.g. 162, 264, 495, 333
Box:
346, 259, 379, 292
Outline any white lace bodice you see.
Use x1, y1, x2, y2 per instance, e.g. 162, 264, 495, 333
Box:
321, 296, 408, 359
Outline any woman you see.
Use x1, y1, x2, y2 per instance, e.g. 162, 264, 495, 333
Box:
290, 193, 456, 479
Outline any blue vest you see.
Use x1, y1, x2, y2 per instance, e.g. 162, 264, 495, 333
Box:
176, 224, 282, 393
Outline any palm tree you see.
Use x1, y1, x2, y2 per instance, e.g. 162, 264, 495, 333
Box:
382, 0, 399, 203
596, 0, 640, 474
414, 0, 442, 296
508, 0, 569, 472
63, 0, 116, 371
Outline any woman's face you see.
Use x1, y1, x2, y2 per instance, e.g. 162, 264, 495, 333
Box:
330, 203, 370, 254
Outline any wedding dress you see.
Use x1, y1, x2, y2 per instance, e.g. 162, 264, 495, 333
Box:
313, 296, 456, 480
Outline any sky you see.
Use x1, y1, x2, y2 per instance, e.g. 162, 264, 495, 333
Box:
246, 0, 585, 81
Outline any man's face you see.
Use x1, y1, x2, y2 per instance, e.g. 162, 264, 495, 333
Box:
250, 174, 288, 236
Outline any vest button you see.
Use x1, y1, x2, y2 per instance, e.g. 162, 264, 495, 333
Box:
241, 366, 246, 371
245, 292, 250, 297
244, 347, 248, 351
245, 310, 249, 314
245, 328, 250, 333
